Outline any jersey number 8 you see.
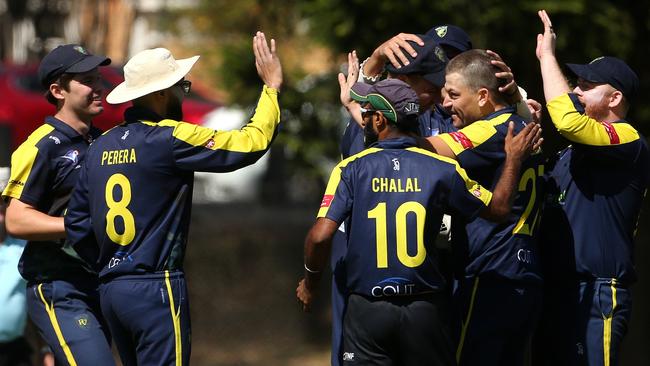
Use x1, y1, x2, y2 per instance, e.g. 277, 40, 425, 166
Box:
105, 173, 136, 246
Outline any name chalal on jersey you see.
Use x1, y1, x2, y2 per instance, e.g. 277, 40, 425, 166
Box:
372, 177, 421, 193
101, 148, 137, 165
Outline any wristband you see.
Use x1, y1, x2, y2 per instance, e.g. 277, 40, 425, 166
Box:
304, 263, 321, 274
358, 57, 383, 84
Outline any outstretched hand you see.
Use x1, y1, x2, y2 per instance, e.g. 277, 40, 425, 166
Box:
338, 51, 359, 109
253, 31, 283, 90
505, 122, 543, 162
536, 10, 557, 61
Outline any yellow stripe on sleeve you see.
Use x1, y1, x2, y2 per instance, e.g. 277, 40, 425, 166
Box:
407, 147, 492, 207
317, 148, 381, 218
437, 117, 503, 156
37, 284, 78, 366
2, 125, 55, 200
164, 271, 183, 366
170, 85, 280, 152
547, 94, 639, 146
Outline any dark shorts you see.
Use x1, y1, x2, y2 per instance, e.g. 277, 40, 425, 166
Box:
99, 271, 191, 366
331, 228, 348, 366
26, 279, 114, 366
533, 278, 630, 366
0, 337, 32, 366
453, 276, 542, 366
343, 292, 455, 366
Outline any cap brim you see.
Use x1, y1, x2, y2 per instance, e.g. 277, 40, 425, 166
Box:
106, 55, 200, 104
566, 63, 607, 83
350, 82, 372, 102
423, 70, 446, 88
66, 55, 112, 73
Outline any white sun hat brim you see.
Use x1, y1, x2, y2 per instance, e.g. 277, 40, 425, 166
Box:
106, 49, 199, 104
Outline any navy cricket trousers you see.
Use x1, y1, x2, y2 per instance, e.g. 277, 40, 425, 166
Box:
99, 270, 191, 366
26, 279, 114, 366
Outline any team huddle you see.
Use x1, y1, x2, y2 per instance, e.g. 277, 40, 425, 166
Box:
296, 10, 649, 366
1, 8, 647, 366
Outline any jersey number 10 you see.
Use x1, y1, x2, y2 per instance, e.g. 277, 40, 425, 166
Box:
368, 201, 427, 269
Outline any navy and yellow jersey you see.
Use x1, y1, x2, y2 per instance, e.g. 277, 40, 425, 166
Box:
339, 104, 457, 160
437, 107, 544, 283
65, 86, 280, 280
540, 93, 650, 283
1, 117, 101, 283
319, 137, 491, 298
419, 104, 458, 137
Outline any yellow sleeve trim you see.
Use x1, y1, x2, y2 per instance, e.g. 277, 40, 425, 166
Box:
437, 118, 502, 155
547, 94, 639, 146
317, 148, 381, 218
406, 147, 492, 207
177, 86, 280, 151
2, 125, 54, 200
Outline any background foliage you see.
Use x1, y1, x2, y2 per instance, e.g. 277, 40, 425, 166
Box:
177, 0, 650, 203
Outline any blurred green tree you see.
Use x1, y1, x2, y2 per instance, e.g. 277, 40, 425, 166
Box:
176, 0, 650, 202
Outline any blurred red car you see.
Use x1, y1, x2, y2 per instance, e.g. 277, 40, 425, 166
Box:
0, 63, 220, 164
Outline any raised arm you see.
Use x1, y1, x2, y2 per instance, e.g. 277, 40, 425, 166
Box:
536, 10, 571, 102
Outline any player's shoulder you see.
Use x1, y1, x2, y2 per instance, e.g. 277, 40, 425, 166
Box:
338, 147, 382, 168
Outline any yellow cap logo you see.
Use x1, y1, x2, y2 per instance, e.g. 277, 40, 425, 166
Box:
436, 26, 448, 38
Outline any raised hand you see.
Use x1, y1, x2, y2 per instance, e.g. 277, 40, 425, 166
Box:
338, 50, 360, 109
536, 10, 557, 61
253, 31, 283, 90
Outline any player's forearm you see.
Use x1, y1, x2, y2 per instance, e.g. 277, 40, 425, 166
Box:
482, 155, 520, 221
303, 218, 337, 289
5, 200, 65, 240
360, 52, 385, 81
539, 55, 571, 103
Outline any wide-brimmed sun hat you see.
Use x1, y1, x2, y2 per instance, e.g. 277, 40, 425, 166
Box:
107, 48, 199, 104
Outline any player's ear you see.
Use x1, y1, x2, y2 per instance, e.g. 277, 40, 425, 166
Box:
608, 90, 624, 109
477, 87, 489, 107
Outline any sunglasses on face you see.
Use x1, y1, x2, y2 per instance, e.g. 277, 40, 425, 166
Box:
175, 79, 192, 94
360, 106, 391, 119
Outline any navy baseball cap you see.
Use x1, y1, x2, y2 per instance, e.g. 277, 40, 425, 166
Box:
38, 44, 111, 88
426, 25, 473, 55
385, 35, 448, 88
566, 56, 639, 100
350, 79, 420, 125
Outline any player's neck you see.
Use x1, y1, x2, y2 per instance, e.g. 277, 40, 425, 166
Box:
54, 109, 91, 138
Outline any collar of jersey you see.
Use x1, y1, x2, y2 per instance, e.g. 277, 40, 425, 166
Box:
124, 106, 164, 124
45, 116, 101, 140
482, 106, 516, 121
368, 136, 418, 149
